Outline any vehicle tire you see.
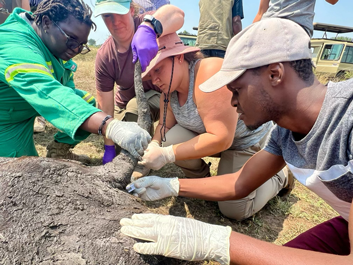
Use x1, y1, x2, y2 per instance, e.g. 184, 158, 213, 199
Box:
336, 70, 346, 78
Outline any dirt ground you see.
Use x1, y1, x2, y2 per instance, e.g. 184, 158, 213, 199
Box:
33, 48, 344, 264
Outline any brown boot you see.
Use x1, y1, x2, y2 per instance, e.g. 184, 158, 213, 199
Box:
278, 166, 295, 199
33, 116, 46, 133
46, 141, 91, 164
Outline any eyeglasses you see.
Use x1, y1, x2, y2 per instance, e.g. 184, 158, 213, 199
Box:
53, 21, 90, 55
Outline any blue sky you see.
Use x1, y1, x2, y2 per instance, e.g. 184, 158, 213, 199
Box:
85, 0, 353, 44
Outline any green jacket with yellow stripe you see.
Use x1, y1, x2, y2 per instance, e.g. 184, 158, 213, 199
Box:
0, 8, 99, 157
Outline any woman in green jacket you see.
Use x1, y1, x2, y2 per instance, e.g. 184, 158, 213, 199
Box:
0, 0, 150, 161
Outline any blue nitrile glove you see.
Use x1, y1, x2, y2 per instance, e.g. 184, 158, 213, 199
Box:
103, 145, 116, 165
131, 24, 158, 72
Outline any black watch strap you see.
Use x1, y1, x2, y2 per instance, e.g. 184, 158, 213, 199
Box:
98, 115, 112, 135
143, 15, 163, 37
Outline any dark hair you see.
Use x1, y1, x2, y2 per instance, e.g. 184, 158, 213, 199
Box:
288, 59, 314, 84
183, 51, 204, 64
250, 59, 314, 84
33, 0, 96, 31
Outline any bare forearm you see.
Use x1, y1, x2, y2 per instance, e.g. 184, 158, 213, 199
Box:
253, 0, 270, 23
179, 151, 287, 201
229, 232, 352, 265
179, 173, 242, 200
154, 5, 184, 36
232, 15, 242, 36
173, 133, 232, 161
96, 90, 115, 145
229, 201, 352, 264
80, 111, 113, 137
253, 13, 263, 23
21, 0, 30, 10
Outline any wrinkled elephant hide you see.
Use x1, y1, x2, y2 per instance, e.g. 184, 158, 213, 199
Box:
0, 157, 183, 264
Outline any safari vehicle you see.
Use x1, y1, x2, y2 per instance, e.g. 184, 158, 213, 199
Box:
311, 23, 353, 76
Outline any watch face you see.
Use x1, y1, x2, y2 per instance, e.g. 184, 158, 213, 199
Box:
154, 20, 163, 36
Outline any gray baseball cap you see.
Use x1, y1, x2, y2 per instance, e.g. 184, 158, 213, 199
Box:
200, 18, 312, 93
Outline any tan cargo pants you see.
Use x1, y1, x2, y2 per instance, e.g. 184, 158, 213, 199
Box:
163, 124, 287, 221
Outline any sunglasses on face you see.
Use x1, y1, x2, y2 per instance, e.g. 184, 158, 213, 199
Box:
53, 21, 90, 55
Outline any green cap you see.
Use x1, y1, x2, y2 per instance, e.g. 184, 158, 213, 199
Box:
93, 0, 131, 17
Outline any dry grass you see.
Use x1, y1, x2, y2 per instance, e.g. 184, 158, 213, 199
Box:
34, 48, 341, 265
315, 70, 353, 84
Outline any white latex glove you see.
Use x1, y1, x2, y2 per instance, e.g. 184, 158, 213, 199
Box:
120, 213, 231, 265
105, 119, 151, 159
126, 176, 179, 201
140, 140, 175, 170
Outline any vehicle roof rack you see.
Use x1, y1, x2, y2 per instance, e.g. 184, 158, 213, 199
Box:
313, 22, 353, 39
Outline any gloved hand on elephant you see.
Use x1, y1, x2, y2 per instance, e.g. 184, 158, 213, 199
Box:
126, 176, 179, 201
105, 119, 151, 160
140, 140, 175, 170
120, 213, 232, 265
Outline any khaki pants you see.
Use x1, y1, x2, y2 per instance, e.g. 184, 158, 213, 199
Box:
163, 124, 287, 221
115, 90, 160, 135
0, 0, 22, 24
0, 9, 9, 24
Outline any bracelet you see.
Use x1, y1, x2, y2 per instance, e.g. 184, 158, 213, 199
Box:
98, 115, 112, 135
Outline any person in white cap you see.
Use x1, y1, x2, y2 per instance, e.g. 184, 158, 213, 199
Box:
120, 18, 352, 265
93, 0, 184, 165
253, 0, 339, 37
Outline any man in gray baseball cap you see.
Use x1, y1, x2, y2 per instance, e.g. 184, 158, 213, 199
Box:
119, 18, 352, 265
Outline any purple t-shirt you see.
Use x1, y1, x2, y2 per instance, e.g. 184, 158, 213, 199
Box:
95, 14, 160, 109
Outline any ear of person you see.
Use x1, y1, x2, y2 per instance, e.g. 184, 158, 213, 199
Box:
178, 54, 183, 63
268, 63, 284, 85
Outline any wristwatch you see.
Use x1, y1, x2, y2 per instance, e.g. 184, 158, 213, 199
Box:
143, 14, 163, 38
